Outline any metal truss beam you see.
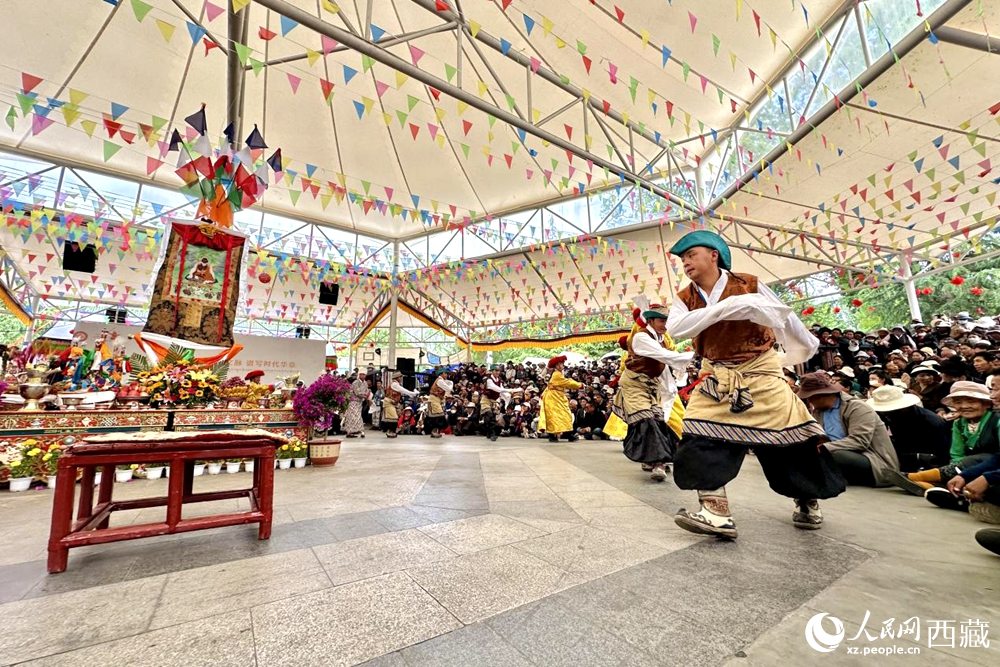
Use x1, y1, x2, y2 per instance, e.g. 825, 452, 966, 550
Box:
252, 22, 459, 69
405, 0, 696, 170
934, 26, 999, 54
254, 0, 700, 222
227, 3, 250, 147
708, 0, 972, 213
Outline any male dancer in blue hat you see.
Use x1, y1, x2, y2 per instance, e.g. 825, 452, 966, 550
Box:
667, 231, 845, 538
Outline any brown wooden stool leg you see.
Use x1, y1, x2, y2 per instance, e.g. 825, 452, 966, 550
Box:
97, 464, 115, 529
47, 460, 76, 573
77, 466, 95, 522
257, 450, 275, 540
166, 457, 185, 530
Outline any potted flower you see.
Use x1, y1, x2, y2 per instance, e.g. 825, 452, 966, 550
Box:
144, 462, 166, 480
4, 445, 39, 492
115, 463, 137, 483
244, 457, 255, 473
207, 460, 223, 475
225, 458, 242, 474
275, 442, 294, 469
293, 375, 350, 467
193, 460, 206, 476
42, 444, 62, 489
290, 439, 308, 468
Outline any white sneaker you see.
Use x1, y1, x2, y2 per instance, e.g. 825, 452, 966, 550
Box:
650, 464, 667, 481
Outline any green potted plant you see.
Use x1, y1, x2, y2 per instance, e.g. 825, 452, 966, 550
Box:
276, 441, 295, 470
143, 462, 166, 480
115, 463, 137, 483
290, 439, 308, 468
4, 445, 39, 492
42, 444, 63, 489
225, 458, 242, 474
207, 460, 223, 475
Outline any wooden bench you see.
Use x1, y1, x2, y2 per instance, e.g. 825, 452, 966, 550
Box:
47, 429, 284, 573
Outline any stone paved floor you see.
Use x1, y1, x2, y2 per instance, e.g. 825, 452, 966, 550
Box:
0, 435, 998, 666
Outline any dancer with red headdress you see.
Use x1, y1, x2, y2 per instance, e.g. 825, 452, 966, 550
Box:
541, 355, 582, 442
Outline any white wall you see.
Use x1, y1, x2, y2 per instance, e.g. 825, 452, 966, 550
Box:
73, 322, 328, 384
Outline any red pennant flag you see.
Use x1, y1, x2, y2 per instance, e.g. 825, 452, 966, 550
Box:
203, 37, 220, 56
103, 117, 122, 138
614, 5, 625, 22
258, 27, 277, 41
564, 124, 573, 140
21, 72, 43, 93
435, 1, 450, 12
409, 123, 420, 139
602, 100, 611, 115
752, 10, 762, 36
320, 78, 335, 100
582, 55, 592, 73
462, 119, 473, 135
146, 157, 165, 175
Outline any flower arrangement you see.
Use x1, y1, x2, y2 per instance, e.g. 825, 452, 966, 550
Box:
41, 444, 62, 476
290, 438, 308, 460
275, 440, 295, 460
0, 379, 8, 394
135, 360, 221, 407
2, 441, 44, 480
293, 375, 351, 432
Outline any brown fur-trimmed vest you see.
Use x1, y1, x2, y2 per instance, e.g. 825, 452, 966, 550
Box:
677, 272, 776, 364
625, 330, 666, 378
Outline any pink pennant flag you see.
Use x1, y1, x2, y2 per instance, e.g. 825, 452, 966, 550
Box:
31, 114, 54, 135
287, 73, 301, 93
608, 62, 618, 84
699, 75, 708, 93
204, 1, 224, 22
688, 11, 698, 33
146, 156, 165, 175
375, 80, 389, 98
530, 57, 540, 73
409, 44, 425, 65
321, 35, 338, 53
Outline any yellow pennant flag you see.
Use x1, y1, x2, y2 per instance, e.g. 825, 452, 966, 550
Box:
68, 89, 88, 106
232, 0, 252, 12
395, 71, 408, 88
306, 48, 321, 66
81, 119, 97, 137
155, 19, 176, 42
469, 20, 481, 37
322, 1, 340, 14
477, 80, 488, 97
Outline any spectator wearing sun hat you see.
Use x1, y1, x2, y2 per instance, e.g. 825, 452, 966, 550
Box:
797, 372, 899, 487
886, 381, 1000, 496
867, 384, 951, 472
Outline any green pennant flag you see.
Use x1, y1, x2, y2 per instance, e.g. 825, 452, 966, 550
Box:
460, 143, 470, 159
712, 34, 721, 56
505, 93, 516, 111
5, 106, 16, 130
396, 110, 408, 127
444, 63, 457, 82
16, 93, 35, 116
289, 190, 301, 205
103, 140, 122, 162
406, 95, 419, 111
130, 0, 153, 22
250, 58, 264, 75
151, 115, 168, 133
234, 43, 251, 66
361, 55, 375, 72
681, 62, 690, 81
361, 180, 371, 194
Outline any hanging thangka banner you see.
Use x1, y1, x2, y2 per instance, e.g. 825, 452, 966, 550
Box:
143, 221, 248, 347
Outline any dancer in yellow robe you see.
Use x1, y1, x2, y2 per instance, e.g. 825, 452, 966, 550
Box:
541, 355, 582, 442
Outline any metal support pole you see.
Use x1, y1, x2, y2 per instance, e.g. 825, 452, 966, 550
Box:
466, 326, 473, 363
900, 256, 922, 324
227, 2, 248, 146
387, 241, 400, 369
24, 295, 41, 345
934, 26, 999, 54
251, 0, 699, 216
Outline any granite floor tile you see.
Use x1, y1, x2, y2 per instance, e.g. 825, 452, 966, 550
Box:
556, 489, 647, 509
368, 506, 437, 532
393, 623, 533, 667
410, 492, 490, 511
486, 598, 663, 667
418, 514, 546, 554
512, 526, 665, 578
251, 571, 462, 667
149, 549, 332, 629
313, 529, 457, 585
320, 512, 391, 541
406, 545, 580, 623
0, 575, 165, 665
0, 560, 48, 603
17, 610, 255, 667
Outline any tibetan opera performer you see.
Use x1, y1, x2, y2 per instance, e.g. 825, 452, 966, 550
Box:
426, 370, 454, 439
382, 371, 418, 439
482, 366, 522, 442
667, 231, 845, 539
344, 371, 373, 439
612, 302, 693, 481
541, 356, 582, 442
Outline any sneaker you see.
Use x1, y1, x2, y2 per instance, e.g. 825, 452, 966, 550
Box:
924, 487, 969, 512
885, 469, 933, 497
650, 464, 667, 482
975, 528, 1000, 556
641, 463, 655, 472
674, 509, 738, 539
969, 502, 1000, 525
567, 433, 580, 442
792, 499, 823, 530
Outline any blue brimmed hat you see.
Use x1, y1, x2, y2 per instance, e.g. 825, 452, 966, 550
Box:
669, 231, 732, 270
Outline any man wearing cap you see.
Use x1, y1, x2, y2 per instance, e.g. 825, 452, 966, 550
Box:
611, 300, 693, 481
245, 370, 265, 384
540, 356, 582, 442
798, 373, 899, 487
667, 230, 845, 538
382, 371, 418, 438
425, 371, 454, 439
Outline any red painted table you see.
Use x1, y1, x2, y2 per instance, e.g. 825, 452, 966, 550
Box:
47, 429, 284, 573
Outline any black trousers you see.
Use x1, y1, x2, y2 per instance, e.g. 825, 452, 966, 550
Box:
830, 449, 877, 487
674, 435, 847, 500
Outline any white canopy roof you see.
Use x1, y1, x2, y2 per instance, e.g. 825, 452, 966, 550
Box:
0, 0, 997, 338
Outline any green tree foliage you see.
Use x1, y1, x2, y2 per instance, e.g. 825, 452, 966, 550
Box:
0, 313, 27, 345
